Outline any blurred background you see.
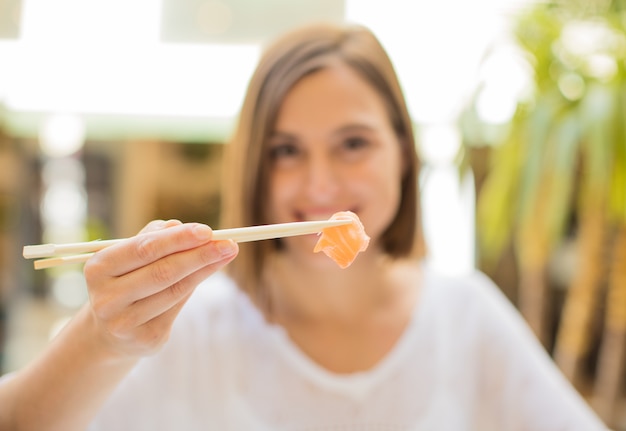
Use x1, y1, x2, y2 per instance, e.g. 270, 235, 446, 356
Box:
0, 0, 624, 428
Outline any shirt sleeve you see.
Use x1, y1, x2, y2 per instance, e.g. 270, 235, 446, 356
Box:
469, 272, 609, 431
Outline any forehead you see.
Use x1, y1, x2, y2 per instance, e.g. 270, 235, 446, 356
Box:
273, 63, 392, 133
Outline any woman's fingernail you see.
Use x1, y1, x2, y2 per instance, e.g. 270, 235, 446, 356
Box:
164, 219, 182, 228
216, 240, 237, 257
192, 224, 212, 240
153, 220, 166, 228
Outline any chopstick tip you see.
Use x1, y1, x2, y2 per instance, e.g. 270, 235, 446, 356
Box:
23, 244, 56, 259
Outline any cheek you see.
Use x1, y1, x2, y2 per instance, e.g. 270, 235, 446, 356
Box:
267, 171, 299, 219
355, 156, 404, 231
363, 148, 403, 196
370, 166, 402, 209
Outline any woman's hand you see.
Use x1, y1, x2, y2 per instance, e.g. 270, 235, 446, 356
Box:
83, 219, 238, 359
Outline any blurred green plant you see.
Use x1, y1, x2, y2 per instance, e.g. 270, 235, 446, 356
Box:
459, 0, 626, 424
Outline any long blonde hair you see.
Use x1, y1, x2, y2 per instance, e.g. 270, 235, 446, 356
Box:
221, 23, 425, 300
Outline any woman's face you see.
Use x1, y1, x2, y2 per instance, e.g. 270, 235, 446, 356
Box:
266, 63, 405, 267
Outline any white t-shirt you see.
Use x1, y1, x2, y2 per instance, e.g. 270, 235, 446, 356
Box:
87, 266, 607, 431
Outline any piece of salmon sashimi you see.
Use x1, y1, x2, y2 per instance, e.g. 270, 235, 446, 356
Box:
313, 211, 370, 269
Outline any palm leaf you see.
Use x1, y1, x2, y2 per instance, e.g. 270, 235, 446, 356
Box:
475, 131, 522, 265
608, 83, 626, 222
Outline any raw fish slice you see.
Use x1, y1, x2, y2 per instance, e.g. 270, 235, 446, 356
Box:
313, 211, 370, 268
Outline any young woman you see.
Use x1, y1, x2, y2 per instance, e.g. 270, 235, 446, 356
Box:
0, 23, 607, 431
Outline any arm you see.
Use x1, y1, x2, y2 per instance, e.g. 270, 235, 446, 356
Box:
0, 220, 238, 431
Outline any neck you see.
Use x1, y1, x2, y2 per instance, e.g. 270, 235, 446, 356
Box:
263, 249, 420, 326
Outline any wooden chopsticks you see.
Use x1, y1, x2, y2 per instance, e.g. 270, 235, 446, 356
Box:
23, 219, 351, 270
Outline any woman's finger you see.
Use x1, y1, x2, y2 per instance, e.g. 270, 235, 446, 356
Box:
118, 247, 238, 327
86, 223, 216, 278
137, 219, 182, 235
121, 289, 196, 356
112, 239, 238, 305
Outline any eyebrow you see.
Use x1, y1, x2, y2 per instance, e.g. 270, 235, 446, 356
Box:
331, 123, 378, 137
268, 131, 297, 140
270, 123, 378, 140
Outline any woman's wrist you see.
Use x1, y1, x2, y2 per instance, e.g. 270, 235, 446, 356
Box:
74, 304, 142, 368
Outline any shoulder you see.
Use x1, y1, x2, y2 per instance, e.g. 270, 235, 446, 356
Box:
422, 265, 512, 316
421, 265, 546, 354
423, 265, 496, 293
419, 264, 536, 347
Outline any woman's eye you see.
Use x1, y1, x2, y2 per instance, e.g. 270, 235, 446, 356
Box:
343, 136, 369, 151
335, 136, 373, 162
269, 143, 300, 161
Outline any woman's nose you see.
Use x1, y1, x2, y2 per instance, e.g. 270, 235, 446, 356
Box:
305, 153, 339, 199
